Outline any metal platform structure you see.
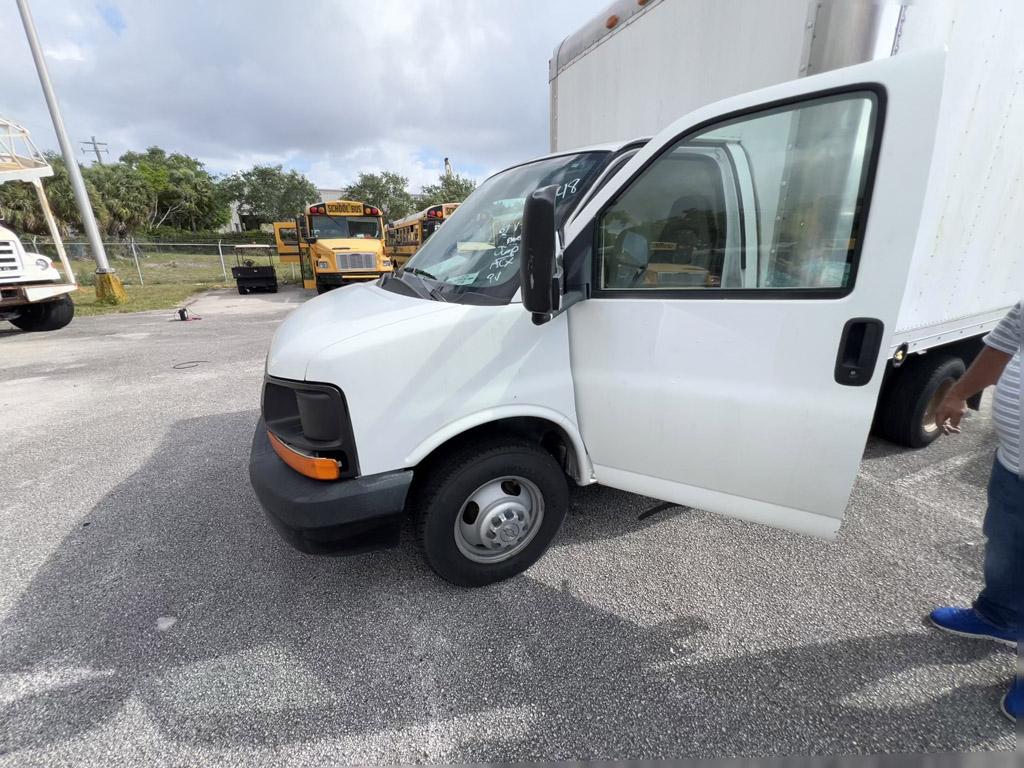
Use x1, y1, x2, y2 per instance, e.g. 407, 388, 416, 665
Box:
0, 117, 76, 285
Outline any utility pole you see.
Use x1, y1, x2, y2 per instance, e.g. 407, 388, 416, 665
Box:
80, 135, 108, 165
16, 0, 126, 303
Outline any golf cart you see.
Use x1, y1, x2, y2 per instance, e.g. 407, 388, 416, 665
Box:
231, 244, 278, 294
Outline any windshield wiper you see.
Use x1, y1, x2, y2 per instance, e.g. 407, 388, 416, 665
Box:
392, 267, 448, 301
403, 267, 439, 280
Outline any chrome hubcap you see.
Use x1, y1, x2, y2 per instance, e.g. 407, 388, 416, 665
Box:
454, 476, 544, 564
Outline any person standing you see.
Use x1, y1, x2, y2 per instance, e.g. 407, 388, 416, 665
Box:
929, 300, 1022, 722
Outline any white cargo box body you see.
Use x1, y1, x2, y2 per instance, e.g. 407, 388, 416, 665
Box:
891, 2, 1023, 350
550, 0, 1024, 352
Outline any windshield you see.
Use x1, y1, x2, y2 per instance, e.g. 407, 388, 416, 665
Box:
311, 215, 381, 240
390, 151, 607, 304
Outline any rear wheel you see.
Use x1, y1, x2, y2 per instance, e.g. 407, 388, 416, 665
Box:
10, 294, 74, 332
875, 354, 965, 448
237, 285, 248, 295
415, 439, 569, 587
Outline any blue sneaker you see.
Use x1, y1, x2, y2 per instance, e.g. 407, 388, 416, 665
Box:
1001, 678, 1022, 723
928, 606, 1018, 648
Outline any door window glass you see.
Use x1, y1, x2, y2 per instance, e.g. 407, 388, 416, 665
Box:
598, 93, 878, 293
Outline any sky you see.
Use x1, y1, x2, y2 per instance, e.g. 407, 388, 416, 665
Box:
0, 0, 604, 192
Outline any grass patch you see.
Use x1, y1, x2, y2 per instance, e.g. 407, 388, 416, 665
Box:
72, 283, 220, 316
66, 249, 299, 316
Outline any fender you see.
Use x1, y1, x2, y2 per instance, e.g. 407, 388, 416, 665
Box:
403, 404, 596, 485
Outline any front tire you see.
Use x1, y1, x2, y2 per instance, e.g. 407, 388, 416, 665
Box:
415, 439, 569, 587
10, 294, 74, 332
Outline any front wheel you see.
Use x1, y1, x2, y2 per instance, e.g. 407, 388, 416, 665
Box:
415, 439, 569, 587
9, 294, 74, 332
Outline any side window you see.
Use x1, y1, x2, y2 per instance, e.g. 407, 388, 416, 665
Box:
597, 92, 878, 293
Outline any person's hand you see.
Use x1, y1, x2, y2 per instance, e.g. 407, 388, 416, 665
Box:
934, 390, 968, 434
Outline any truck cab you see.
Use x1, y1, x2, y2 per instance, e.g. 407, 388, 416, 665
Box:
250, 52, 945, 586
0, 224, 75, 331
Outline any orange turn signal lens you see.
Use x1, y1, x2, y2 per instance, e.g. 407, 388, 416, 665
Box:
268, 431, 340, 481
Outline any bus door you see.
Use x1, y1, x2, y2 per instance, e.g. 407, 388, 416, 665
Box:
273, 222, 300, 262
295, 214, 316, 291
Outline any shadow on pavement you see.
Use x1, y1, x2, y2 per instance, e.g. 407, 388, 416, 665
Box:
0, 411, 1012, 760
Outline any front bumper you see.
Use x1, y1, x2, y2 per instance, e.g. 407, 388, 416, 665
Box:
249, 420, 413, 554
315, 272, 383, 286
0, 282, 76, 306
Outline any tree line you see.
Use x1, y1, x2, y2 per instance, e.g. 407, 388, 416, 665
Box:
0, 146, 477, 239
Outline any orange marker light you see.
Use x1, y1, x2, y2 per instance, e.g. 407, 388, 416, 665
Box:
606, 14, 619, 28
268, 432, 341, 480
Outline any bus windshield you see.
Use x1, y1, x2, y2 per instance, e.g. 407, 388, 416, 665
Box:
391, 151, 607, 304
311, 215, 381, 240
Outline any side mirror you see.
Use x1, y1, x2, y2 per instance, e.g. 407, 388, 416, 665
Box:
519, 184, 559, 324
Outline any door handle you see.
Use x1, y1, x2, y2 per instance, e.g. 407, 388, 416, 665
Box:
834, 318, 884, 386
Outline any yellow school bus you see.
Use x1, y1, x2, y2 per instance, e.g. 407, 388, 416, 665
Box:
385, 202, 460, 269
274, 200, 390, 293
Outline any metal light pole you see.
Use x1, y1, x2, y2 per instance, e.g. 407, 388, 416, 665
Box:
16, 0, 127, 303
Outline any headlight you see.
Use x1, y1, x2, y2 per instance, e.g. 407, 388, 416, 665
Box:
35, 257, 50, 270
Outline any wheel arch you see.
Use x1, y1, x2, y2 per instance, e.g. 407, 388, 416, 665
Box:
404, 407, 594, 485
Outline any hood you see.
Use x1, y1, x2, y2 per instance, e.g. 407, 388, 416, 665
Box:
266, 283, 451, 380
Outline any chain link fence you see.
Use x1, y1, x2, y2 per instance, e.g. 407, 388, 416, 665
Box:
27, 237, 301, 288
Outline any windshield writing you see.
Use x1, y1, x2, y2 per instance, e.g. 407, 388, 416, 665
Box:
396, 152, 606, 302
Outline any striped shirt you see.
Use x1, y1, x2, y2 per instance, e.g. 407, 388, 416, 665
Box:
983, 301, 1022, 477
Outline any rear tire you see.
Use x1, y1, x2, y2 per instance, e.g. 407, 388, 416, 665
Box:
10, 294, 74, 332
875, 354, 965, 448
414, 439, 569, 587
237, 285, 248, 295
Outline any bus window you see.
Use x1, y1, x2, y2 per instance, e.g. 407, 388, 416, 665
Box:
310, 215, 382, 239
348, 217, 382, 239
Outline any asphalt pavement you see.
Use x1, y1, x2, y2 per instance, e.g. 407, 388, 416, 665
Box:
0, 286, 1017, 765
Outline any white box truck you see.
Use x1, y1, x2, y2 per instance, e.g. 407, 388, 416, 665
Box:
250, 39, 976, 586
550, 0, 1023, 447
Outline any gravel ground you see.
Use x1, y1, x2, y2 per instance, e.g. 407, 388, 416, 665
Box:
0, 286, 1017, 766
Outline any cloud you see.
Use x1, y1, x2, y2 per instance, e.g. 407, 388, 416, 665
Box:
1, 0, 599, 191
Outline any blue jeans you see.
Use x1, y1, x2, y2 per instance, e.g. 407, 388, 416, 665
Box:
973, 457, 1024, 637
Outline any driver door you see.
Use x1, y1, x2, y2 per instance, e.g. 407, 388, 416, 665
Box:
563, 51, 945, 537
